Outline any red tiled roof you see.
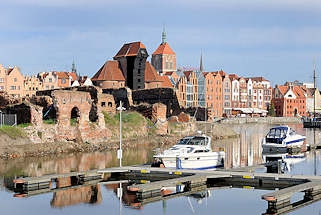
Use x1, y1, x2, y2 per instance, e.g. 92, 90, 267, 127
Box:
293, 86, 306, 98
152, 42, 175, 55
164, 72, 173, 76
145, 61, 162, 82
7, 68, 13, 75
183, 71, 193, 79
68, 72, 77, 81
229, 74, 239, 79
248, 77, 268, 82
92, 61, 125, 81
277, 86, 289, 95
160, 76, 173, 88
114, 42, 146, 58
55, 72, 69, 79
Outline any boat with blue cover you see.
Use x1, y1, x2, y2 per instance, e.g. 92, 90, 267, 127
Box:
262, 126, 306, 152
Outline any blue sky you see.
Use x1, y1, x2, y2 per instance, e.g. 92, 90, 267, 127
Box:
1, 0, 321, 86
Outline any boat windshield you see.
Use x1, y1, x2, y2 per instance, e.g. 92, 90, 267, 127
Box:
177, 136, 208, 146
267, 127, 287, 138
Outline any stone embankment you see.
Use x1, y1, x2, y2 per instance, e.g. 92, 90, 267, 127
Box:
220, 117, 301, 124
0, 120, 239, 160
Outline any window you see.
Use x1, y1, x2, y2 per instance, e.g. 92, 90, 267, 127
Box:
46, 86, 49, 90
101, 102, 106, 107
10, 86, 16, 90
49, 78, 52, 83
0, 86, 4, 90
51, 85, 54, 89
0, 78, 4, 83
62, 78, 66, 84
137, 78, 141, 83
14, 78, 17, 82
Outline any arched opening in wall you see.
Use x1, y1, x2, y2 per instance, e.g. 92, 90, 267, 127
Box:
42, 104, 57, 124
71, 107, 80, 126
89, 105, 98, 122
294, 108, 298, 117
2, 103, 31, 125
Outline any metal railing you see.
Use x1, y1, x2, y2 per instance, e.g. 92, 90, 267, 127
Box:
0, 112, 17, 127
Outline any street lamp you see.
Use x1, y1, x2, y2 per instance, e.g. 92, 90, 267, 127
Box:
116, 100, 126, 167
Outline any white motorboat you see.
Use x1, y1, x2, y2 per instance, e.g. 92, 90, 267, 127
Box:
262, 126, 306, 152
153, 133, 225, 170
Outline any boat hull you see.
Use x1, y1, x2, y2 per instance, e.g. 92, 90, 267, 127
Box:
263, 137, 306, 153
157, 152, 225, 170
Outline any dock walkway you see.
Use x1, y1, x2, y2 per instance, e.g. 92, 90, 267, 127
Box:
13, 165, 321, 214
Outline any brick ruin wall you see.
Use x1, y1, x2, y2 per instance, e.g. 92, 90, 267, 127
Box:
51, 90, 110, 143
102, 87, 133, 109
131, 88, 181, 117
151, 103, 168, 135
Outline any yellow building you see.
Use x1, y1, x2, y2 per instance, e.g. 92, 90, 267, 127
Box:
24, 75, 44, 97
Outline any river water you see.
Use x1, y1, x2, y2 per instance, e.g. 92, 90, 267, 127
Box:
1, 123, 321, 215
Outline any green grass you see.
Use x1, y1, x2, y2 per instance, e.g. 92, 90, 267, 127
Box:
146, 119, 157, 135
103, 111, 118, 126
0, 125, 26, 139
43, 119, 56, 124
70, 118, 78, 126
103, 111, 145, 127
17, 123, 32, 128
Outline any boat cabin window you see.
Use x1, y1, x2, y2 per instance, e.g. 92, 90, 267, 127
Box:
194, 149, 210, 153
289, 128, 296, 135
177, 136, 208, 146
267, 128, 287, 138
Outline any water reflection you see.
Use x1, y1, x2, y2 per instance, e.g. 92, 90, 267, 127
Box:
1, 123, 321, 215
51, 185, 102, 207
263, 152, 307, 173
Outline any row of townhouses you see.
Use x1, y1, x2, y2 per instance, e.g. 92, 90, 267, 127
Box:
1, 30, 318, 118
90, 30, 273, 117
0, 63, 92, 98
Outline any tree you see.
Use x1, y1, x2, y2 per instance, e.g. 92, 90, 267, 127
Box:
268, 100, 276, 117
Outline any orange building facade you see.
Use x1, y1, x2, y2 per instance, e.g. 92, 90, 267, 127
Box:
273, 85, 307, 117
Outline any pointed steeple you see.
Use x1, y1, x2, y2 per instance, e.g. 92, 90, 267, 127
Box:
72, 60, 76, 73
162, 26, 166, 44
72, 60, 79, 79
200, 52, 204, 72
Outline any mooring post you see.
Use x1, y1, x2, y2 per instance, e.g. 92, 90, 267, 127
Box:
117, 101, 126, 167
176, 156, 181, 169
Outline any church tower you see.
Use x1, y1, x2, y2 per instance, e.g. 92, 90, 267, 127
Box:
151, 28, 176, 75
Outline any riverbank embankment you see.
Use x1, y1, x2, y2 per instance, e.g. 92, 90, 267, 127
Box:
220, 117, 301, 124
0, 116, 300, 160
0, 113, 239, 159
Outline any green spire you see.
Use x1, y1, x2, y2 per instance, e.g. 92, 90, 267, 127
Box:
162, 26, 166, 44
72, 60, 76, 73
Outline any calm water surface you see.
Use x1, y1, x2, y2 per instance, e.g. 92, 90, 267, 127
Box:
1, 123, 321, 215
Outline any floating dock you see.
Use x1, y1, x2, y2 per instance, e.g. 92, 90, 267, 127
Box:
12, 165, 321, 214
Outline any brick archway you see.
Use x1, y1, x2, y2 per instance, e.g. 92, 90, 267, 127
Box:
52, 90, 110, 142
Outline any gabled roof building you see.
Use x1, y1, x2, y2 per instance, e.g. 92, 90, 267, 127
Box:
151, 29, 176, 75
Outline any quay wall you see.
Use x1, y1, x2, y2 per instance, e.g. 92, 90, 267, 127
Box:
220, 117, 301, 124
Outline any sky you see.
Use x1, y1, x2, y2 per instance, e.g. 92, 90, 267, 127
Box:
1, 0, 321, 86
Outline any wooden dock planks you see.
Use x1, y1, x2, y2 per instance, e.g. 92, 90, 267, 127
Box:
262, 181, 321, 202
127, 175, 208, 193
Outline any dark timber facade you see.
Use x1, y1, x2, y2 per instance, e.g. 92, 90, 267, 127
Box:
113, 42, 149, 90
